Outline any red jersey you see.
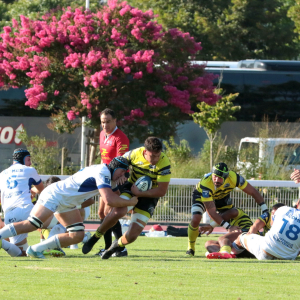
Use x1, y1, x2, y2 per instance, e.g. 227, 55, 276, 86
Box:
99, 127, 129, 164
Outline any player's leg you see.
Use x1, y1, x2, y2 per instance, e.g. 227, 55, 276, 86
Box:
0, 203, 53, 245
101, 197, 157, 259
187, 196, 204, 256
238, 233, 273, 260
27, 209, 84, 259
82, 184, 134, 254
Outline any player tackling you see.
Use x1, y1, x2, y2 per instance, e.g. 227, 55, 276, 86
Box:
0, 157, 137, 259
82, 137, 171, 259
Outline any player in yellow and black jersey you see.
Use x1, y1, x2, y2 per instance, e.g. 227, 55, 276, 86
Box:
82, 137, 171, 258
187, 162, 268, 257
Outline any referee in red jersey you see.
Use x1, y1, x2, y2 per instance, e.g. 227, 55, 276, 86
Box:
97, 108, 130, 257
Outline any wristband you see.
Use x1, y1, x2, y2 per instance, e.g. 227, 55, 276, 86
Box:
259, 203, 268, 213
209, 220, 218, 228
220, 220, 231, 230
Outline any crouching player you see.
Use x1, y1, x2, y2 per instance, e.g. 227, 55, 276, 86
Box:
0, 157, 138, 259
232, 202, 300, 260
82, 137, 171, 259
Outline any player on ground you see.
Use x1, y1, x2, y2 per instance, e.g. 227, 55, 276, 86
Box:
82, 137, 171, 259
97, 108, 130, 257
0, 157, 138, 259
186, 162, 267, 256
0, 149, 44, 257
206, 203, 285, 259
234, 200, 300, 260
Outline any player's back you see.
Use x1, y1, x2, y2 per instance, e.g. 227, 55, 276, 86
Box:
0, 164, 41, 212
264, 206, 300, 259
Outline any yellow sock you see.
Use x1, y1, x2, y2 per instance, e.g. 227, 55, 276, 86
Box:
95, 229, 103, 239
220, 245, 231, 254
118, 237, 125, 247
187, 224, 199, 251
41, 229, 50, 240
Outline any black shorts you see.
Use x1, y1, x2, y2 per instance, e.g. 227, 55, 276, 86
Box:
192, 189, 234, 212
120, 181, 159, 218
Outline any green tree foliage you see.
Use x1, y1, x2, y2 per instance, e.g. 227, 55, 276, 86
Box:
128, 0, 299, 60
0, 0, 101, 28
192, 90, 240, 169
17, 130, 60, 174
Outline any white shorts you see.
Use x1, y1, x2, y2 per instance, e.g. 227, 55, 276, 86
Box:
4, 203, 33, 244
239, 233, 274, 260
37, 197, 77, 214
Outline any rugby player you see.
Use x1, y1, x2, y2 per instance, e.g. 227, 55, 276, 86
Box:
97, 108, 130, 257
233, 200, 300, 260
206, 203, 285, 259
186, 162, 267, 256
0, 157, 138, 259
82, 137, 171, 259
0, 148, 44, 257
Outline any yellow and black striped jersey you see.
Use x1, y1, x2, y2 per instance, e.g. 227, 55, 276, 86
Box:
229, 208, 253, 231
194, 171, 248, 210
258, 211, 271, 236
123, 147, 171, 188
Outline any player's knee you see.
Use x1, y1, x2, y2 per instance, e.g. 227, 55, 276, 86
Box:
28, 215, 44, 229
112, 207, 127, 219
190, 214, 202, 227
66, 222, 85, 242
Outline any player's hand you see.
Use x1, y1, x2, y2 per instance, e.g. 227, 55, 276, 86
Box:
131, 184, 143, 197
228, 225, 242, 233
115, 175, 128, 185
290, 169, 300, 183
128, 196, 138, 206
199, 225, 214, 235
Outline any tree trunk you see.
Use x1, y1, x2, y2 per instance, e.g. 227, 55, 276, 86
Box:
210, 137, 213, 170
89, 127, 100, 166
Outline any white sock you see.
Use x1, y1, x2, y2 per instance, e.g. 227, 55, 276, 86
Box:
48, 224, 66, 239
2, 240, 22, 257
0, 224, 18, 239
32, 235, 61, 253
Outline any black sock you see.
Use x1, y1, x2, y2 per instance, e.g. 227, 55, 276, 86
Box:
112, 221, 123, 240
104, 228, 112, 250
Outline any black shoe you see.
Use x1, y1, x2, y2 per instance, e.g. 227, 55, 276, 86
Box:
101, 239, 122, 260
95, 249, 106, 257
186, 249, 195, 256
82, 234, 100, 254
112, 247, 128, 257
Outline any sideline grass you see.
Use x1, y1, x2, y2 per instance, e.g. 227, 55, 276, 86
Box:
1, 232, 300, 300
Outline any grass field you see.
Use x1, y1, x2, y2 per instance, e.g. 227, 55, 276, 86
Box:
1, 232, 300, 300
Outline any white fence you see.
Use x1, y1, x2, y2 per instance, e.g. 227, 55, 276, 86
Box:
37, 176, 300, 224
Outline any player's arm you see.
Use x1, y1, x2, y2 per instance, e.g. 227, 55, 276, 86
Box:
116, 134, 129, 157
99, 187, 138, 207
33, 181, 44, 194
131, 181, 169, 198
247, 219, 265, 235
204, 201, 241, 232
291, 168, 300, 184
242, 183, 267, 212
81, 198, 95, 208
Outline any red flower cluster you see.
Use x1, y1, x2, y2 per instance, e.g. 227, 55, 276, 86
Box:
0, 0, 219, 134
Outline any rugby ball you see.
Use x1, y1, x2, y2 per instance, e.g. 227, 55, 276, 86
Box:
135, 176, 152, 191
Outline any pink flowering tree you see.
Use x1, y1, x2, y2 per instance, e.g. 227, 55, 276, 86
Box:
0, 0, 220, 142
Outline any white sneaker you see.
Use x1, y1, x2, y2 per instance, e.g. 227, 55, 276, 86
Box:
82, 231, 92, 244
70, 244, 79, 249
26, 246, 46, 259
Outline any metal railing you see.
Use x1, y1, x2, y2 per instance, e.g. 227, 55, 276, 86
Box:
85, 179, 300, 224
2, 176, 296, 224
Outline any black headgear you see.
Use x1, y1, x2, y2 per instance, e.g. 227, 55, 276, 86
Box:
13, 148, 31, 165
212, 162, 229, 179
108, 156, 129, 177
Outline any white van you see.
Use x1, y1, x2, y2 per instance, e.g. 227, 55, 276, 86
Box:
237, 137, 300, 171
